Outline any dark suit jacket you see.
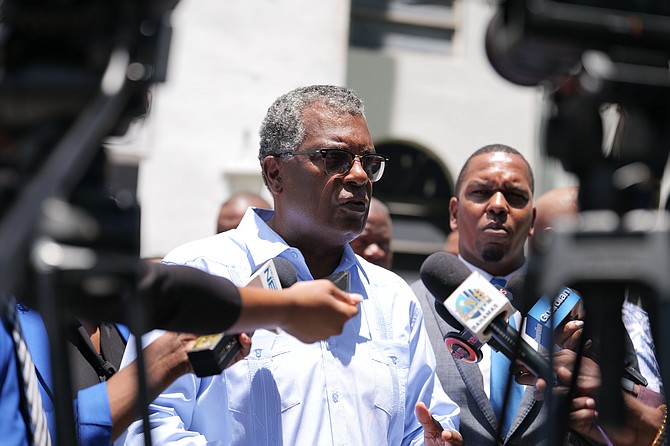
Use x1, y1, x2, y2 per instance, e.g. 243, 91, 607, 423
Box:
412, 279, 549, 445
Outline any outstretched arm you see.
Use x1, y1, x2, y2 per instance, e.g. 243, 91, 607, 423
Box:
231, 279, 361, 343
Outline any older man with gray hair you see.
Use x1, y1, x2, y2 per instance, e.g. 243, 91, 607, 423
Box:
123, 85, 462, 446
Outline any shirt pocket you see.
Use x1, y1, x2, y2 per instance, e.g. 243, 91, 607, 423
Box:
369, 339, 410, 418
226, 330, 301, 415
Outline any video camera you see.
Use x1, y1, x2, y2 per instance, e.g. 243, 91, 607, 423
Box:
486, 0, 670, 88
486, 2, 670, 444
0, 2, 179, 445
487, 0, 670, 214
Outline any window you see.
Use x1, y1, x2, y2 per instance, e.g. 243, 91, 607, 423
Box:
349, 0, 457, 55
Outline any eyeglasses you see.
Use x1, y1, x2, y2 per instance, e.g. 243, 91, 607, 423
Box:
277, 148, 389, 182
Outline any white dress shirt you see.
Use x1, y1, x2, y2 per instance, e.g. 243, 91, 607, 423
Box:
121, 208, 460, 446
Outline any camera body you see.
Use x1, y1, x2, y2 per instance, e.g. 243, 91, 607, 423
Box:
486, 0, 670, 87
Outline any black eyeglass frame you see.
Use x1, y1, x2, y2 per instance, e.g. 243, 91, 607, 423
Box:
272, 148, 390, 182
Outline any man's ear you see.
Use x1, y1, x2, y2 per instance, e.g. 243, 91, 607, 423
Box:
449, 196, 459, 231
528, 206, 536, 238
263, 156, 283, 194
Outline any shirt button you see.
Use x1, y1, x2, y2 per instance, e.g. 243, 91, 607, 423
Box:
254, 349, 262, 358
332, 392, 339, 403
325, 341, 331, 351
390, 356, 397, 365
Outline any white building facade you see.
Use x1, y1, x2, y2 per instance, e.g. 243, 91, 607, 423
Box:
134, 0, 563, 261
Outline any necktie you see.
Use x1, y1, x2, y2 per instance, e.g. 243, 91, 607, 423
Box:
3, 300, 51, 446
489, 277, 524, 437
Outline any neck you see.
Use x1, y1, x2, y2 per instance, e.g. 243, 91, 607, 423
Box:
462, 255, 525, 278
267, 216, 345, 279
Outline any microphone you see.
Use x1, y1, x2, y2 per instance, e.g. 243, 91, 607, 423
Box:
188, 257, 297, 377
424, 253, 486, 363
505, 275, 583, 354
438, 281, 518, 364
506, 275, 648, 389
420, 252, 554, 382
326, 270, 350, 292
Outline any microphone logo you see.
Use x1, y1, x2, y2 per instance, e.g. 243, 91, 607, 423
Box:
444, 271, 515, 341
454, 288, 493, 323
539, 287, 572, 323
263, 265, 279, 290
444, 331, 484, 363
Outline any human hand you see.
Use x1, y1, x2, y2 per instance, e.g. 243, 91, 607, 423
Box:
225, 332, 252, 369
415, 402, 463, 446
567, 380, 665, 446
556, 319, 587, 351
142, 331, 198, 388
514, 349, 601, 401
278, 279, 361, 343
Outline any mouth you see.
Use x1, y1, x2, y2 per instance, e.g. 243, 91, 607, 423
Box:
341, 199, 368, 213
482, 223, 509, 236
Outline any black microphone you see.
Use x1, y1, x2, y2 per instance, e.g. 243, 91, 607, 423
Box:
188, 257, 297, 377
425, 254, 509, 364
420, 252, 554, 382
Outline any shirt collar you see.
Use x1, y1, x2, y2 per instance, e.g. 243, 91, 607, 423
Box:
237, 207, 366, 282
237, 207, 291, 266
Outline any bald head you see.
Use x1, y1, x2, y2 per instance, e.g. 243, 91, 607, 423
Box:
529, 186, 579, 253
217, 192, 271, 233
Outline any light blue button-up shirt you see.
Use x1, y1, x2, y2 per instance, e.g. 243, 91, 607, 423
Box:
121, 208, 459, 446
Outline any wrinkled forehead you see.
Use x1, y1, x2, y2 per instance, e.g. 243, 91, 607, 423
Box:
301, 105, 372, 145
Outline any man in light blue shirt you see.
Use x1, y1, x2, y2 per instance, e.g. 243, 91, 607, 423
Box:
122, 85, 461, 446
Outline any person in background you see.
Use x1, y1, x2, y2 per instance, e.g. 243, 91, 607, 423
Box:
527, 185, 579, 254
216, 192, 271, 233
350, 196, 393, 269
123, 84, 463, 446
412, 144, 547, 445
443, 231, 459, 256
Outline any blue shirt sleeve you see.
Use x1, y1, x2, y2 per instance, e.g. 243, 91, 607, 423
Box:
74, 382, 113, 446
0, 322, 30, 446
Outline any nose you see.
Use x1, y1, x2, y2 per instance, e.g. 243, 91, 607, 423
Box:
488, 191, 509, 214
344, 156, 369, 185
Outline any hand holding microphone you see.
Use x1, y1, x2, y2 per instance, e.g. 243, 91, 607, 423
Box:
188, 257, 299, 377
504, 275, 585, 354
189, 260, 362, 376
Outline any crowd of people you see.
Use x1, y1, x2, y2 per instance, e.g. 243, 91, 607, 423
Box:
2, 79, 668, 446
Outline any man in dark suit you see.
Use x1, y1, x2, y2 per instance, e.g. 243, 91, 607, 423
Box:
412, 144, 544, 445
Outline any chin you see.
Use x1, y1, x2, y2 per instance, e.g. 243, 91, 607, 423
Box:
482, 247, 505, 263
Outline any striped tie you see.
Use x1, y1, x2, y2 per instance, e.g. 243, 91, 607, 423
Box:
3, 299, 51, 446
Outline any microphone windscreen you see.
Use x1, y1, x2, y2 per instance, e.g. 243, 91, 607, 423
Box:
420, 252, 471, 302
273, 258, 298, 288
503, 273, 526, 312
504, 274, 525, 298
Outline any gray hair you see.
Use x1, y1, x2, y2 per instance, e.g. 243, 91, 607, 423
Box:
258, 85, 365, 170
